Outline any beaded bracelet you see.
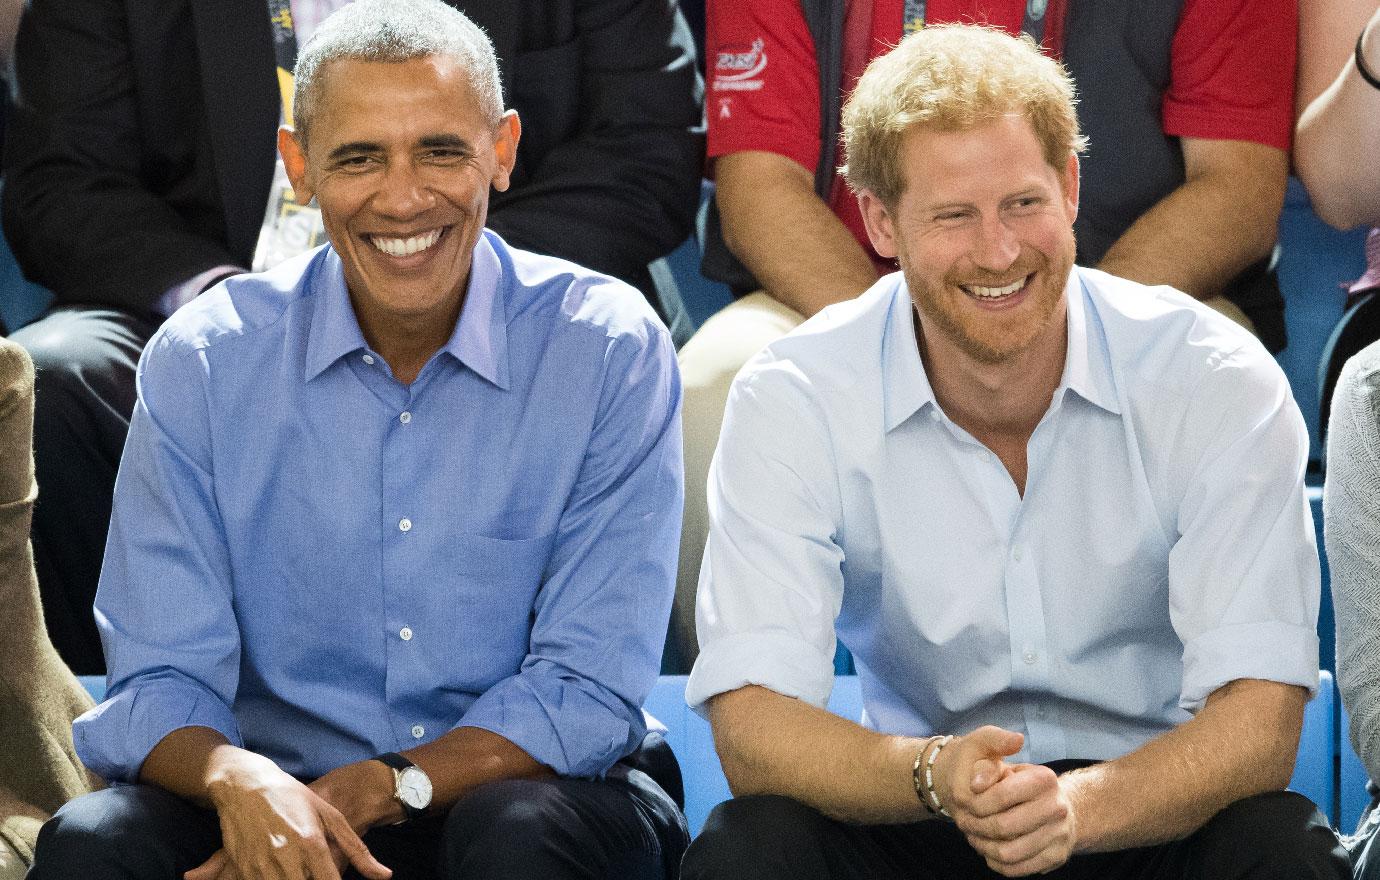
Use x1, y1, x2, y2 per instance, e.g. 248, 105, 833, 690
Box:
911, 734, 954, 818
911, 736, 941, 814
1358, 29, 1380, 91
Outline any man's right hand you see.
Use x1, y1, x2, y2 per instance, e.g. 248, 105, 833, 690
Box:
936, 726, 1078, 877
184, 750, 391, 880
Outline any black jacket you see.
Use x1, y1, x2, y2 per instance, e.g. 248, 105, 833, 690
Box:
2, 0, 705, 313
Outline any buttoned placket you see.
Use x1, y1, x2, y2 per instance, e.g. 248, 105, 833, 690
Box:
373, 357, 431, 747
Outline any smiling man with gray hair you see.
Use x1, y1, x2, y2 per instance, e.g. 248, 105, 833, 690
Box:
25, 2, 687, 878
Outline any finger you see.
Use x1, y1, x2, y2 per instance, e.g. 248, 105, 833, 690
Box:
964, 791, 1069, 843
967, 764, 1059, 818
320, 804, 392, 879
185, 848, 229, 880
969, 757, 1015, 793
302, 837, 344, 880
985, 840, 1072, 878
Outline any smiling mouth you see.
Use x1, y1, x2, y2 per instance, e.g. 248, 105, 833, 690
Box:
368, 227, 445, 257
960, 275, 1030, 301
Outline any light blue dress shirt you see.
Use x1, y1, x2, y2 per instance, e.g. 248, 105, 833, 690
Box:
687, 266, 1319, 766
76, 230, 683, 783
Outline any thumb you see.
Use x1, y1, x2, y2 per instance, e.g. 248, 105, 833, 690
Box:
965, 725, 1024, 759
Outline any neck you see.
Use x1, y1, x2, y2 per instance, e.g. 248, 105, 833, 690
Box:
353, 294, 465, 386
917, 306, 1068, 446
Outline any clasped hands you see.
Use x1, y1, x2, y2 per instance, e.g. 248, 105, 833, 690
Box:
184, 752, 397, 880
932, 726, 1079, 877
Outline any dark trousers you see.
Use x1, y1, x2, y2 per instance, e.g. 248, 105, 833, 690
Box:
681, 791, 1348, 880
8, 305, 159, 675
29, 743, 688, 879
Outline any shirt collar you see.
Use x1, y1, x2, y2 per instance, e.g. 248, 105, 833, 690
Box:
303, 234, 510, 389
881, 267, 1120, 432
1057, 268, 1120, 415
882, 275, 938, 432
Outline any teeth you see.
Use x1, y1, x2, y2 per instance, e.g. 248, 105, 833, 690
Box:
965, 278, 1026, 299
370, 228, 443, 257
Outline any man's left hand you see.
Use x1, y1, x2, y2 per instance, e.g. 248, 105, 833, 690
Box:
309, 759, 401, 834
957, 765, 1079, 877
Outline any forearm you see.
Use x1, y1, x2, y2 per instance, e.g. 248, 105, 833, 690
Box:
140, 725, 260, 809
716, 152, 881, 317
1096, 142, 1287, 300
709, 685, 930, 824
1062, 678, 1305, 852
1296, 7, 1380, 230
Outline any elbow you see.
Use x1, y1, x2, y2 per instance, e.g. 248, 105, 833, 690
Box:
1296, 146, 1373, 231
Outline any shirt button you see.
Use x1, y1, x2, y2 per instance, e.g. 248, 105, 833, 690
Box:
400, 626, 413, 641
1022, 649, 1038, 665
1012, 546, 1023, 562
411, 725, 425, 739
362, 354, 375, 365
399, 411, 412, 424
399, 518, 412, 532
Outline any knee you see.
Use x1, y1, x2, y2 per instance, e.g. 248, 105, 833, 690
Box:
29, 789, 141, 877
444, 778, 575, 855
681, 795, 826, 880
1196, 791, 1348, 877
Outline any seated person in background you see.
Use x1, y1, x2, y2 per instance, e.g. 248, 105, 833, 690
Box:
2, 0, 702, 676
0, 337, 98, 879
28, 3, 686, 878
1295, 0, 1380, 437
671, 0, 1295, 663
1325, 338, 1380, 880
682, 24, 1345, 880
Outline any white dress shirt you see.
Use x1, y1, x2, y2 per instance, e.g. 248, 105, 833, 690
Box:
687, 266, 1320, 765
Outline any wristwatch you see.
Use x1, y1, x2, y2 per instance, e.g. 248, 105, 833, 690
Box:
372, 752, 433, 821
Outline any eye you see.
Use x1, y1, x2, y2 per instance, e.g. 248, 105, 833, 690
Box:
334, 155, 379, 171
422, 148, 468, 163
1008, 196, 1045, 213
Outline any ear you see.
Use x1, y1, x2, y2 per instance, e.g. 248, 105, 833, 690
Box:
858, 189, 899, 259
491, 110, 521, 193
278, 126, 314, 203
1061, 151, 1080, 223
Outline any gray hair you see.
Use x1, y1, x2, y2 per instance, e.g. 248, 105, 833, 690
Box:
292, 0, 503, 147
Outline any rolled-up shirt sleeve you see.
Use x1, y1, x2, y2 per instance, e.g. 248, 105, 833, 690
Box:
457, 321, 683, 778
73, 327, 243, 783
1167, 341, 1320, 712
686, 358, 844, 716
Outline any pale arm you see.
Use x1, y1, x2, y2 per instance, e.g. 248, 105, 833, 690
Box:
1060, 678, 1304, 852
707, 685, 931, 824
1096, 137, 1287, 301
1295, 4, 1380, 230
716, 151, 881, 318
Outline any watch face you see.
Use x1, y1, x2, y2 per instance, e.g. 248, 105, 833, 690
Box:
397, 766, 433, 810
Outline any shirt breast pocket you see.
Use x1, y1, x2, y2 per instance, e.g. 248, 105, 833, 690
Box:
437, 531, 556, 682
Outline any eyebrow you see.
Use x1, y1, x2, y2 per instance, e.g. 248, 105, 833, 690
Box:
325, 134, 474, 163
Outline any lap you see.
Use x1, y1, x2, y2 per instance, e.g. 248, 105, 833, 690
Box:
684, 790, 1345, 880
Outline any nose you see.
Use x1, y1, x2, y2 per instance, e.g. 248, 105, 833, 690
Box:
371, 161, 436, 220
971, 214, 1021, 272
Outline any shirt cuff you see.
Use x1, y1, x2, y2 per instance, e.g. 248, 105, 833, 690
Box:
1180, 620, 1319, 712
686, 629, 836, 718
457, 664, 644, 779
154, 265, 244, 317
73, 675, 242, 783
